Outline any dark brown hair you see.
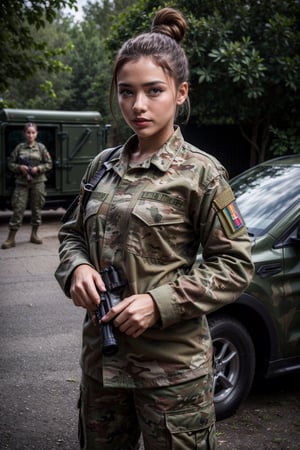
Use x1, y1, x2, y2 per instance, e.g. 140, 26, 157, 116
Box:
24, 122, 38, 132
110, 7, 190, 120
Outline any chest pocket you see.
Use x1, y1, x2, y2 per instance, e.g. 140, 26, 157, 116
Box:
127, 192, 189, 262
19, 144, 42, 165
132, 194, 184, 226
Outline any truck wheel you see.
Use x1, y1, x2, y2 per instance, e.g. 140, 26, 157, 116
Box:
208, 314, 255, 420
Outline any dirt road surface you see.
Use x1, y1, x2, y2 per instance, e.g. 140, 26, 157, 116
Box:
0, 211, 299, 449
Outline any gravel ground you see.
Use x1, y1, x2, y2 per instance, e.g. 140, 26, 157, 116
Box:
216, 374, 300, 449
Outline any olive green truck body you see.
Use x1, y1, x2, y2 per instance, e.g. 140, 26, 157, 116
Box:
0, 108, 107, 209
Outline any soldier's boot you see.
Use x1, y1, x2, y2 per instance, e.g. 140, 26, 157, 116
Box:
30, 226, 43, 244
1, 230, 17, 249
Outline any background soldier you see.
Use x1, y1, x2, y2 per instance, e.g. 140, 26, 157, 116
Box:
1, 122, 53, 249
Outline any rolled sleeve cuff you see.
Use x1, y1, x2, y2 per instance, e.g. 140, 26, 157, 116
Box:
148, 284, 182, 329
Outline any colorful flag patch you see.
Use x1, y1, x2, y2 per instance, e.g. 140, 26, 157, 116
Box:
223, 201, 245, 233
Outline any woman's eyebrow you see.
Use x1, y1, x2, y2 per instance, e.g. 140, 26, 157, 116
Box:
118, 80, 167, 87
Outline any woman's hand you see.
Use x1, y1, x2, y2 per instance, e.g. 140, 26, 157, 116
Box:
20, 165, 29, 176
70, 264, 105, 310
31, 166, 39, 175
101, 294, 160, 338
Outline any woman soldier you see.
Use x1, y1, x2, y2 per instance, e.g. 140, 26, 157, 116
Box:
55, 7, 253, 450
2, 122, 53, 249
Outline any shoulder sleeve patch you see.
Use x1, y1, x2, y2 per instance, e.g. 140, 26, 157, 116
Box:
214, 188, 246, 238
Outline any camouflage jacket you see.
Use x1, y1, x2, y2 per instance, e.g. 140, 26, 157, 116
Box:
55, 127, 254, 388
8, 141, 53, 185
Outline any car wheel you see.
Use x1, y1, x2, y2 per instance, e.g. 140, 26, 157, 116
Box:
208, 314, 255, 420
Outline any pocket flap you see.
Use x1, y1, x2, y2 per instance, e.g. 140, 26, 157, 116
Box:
165, 406, 215, 434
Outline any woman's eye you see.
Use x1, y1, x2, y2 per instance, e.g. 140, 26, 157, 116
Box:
119, 89, 133, 97
149, 87, 163, 96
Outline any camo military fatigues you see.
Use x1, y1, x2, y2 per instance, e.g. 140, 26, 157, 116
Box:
55, 127, 253, 449
7, 142, 53, 229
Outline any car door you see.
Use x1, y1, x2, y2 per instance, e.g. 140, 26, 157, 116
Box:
281, 217, 300, 356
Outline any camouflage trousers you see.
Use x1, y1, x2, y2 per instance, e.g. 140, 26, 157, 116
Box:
78, 372, 216, 450
9, 182, 46, 230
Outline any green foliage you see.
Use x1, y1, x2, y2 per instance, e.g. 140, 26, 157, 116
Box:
0, 0, 77, 95
270, 127, 300, 156
61, 20, 111, 112
207, 38, 267, 98
3, 14, 74, 109
183, 2, 299, 118
2, 1, 137, 142
105, 0, 300, 163
106, 0, 171, 57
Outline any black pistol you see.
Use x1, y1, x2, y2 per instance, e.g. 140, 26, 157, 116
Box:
19, 156, 34, 180
95, 266, 127, 357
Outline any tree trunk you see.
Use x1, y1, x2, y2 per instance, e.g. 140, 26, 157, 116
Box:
239, 122, 260, 167
259, 120, 271, 163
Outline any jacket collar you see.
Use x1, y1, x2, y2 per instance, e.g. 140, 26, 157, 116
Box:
119, 126, 184, 173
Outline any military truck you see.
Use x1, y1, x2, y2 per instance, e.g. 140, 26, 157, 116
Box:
0, 108, 110, 210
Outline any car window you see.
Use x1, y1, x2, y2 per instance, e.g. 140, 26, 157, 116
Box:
231, 165, 300, 236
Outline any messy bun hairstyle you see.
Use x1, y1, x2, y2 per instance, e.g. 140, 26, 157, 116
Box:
110, 7, 190, 120
151, 7, 187, 43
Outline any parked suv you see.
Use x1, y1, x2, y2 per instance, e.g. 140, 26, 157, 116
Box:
207, 155, 300, 419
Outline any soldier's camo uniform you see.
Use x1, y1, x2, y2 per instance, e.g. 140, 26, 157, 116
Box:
55, 127, 254, 449
7, 142, 53, 229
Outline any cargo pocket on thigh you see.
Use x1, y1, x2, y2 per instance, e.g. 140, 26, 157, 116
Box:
165, 407, 216, 450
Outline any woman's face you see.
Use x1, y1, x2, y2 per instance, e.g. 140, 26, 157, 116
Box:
117, 56, 188, 147
24, 126, 38, 145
